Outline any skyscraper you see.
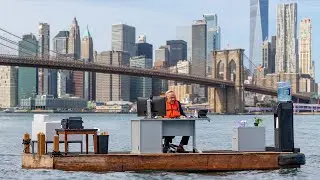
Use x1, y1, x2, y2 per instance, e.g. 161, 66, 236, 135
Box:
191, 20, 207, 77
81, 26, 95, 101
95, 51, 130, 102
270, 36, 277, 73
192, 20, 207, 98
249, 0, 269, 73
276, 3, 298, 73
81, 26, 94, 61
152, 61, 168, 96
38, 23, 50, 96
48, 68, 58, 98
176, 25, 192, 61
203, 14, 221, 75
0, 66, 17, 108
299, 18, 312, 76
68, 17, 81, 59
155, 46, 169, 63
18, 34, 38, 102
112, 24, 136, 56
136, 35, 153, 59
262, 40, 271, 74
53, 31, 69, 54
53, 31, 72, 98
130, 56, 153, 101
166, 40, 187, 66
68, 17, 83, 98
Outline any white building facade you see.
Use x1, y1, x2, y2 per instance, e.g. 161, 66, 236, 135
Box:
276, 3, 298, 73
299, 18, 312, 77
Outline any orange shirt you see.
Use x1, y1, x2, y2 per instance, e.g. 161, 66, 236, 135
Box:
165, 100, 181, 118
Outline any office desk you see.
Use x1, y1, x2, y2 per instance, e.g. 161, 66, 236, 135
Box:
131, 118, 210, 154
55, 129, 98, 155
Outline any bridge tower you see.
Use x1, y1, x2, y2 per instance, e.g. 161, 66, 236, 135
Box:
209, 49, 245, 113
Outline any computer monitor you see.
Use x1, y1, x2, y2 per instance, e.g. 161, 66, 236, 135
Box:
137, 97, 148, 117
137, 96, 166, 118
151, 96, 166, 117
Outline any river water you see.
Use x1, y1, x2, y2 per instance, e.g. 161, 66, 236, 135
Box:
0, 113, 319, 180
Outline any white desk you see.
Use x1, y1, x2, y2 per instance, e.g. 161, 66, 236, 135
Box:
131, 118, 209, 154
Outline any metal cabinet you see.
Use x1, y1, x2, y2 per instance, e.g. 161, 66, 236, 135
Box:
232, 127, 265, 152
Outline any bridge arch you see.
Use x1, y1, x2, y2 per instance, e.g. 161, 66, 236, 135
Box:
210, 49, 245, 114
228, 59, 236, 82
216, 60, 225, 80
212, 49, 243, 85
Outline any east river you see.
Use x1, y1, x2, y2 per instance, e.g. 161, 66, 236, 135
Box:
0, 113, 318, 179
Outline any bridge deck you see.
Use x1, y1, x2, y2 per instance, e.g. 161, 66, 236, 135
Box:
0, 54, 310, 101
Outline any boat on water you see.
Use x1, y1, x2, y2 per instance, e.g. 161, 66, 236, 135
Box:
21, 101, 305, 172
3, 108, 14, 113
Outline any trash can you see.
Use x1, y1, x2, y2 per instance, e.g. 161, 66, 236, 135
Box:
97, 134, 109, 154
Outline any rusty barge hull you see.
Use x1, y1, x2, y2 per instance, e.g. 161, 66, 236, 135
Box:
22, 151, 303, 172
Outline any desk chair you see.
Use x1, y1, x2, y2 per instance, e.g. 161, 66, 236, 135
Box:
197, 109, 208, 118
162, 137, 188, 153
163, 143, 179, 153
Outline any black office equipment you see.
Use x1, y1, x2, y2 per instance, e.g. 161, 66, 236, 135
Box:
61, 117, 84, 129
197, 109, 208, 118
273, 101, 294, 152
137, 96, 166, 118
151, 96, 166, 117
137, 97, 148, 117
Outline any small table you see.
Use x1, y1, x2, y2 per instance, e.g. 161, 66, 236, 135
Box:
55, 129, 98, 155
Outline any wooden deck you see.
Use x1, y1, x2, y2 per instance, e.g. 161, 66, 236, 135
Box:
22, 151, 299, 172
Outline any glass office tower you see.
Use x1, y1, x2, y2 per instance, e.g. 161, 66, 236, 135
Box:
249, 0, 269, 74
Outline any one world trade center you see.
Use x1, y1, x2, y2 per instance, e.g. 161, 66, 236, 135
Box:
249, 0, 269, 75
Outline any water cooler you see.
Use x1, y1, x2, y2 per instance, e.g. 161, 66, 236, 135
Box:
273, 101, 294, 152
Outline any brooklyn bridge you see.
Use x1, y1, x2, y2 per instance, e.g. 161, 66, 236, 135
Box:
0, 28, 311, 113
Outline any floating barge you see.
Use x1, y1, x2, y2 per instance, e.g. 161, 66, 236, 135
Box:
22, 150, 305, 172
22, 101, 305, 172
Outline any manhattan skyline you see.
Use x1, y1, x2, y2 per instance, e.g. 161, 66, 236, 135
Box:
1, 0, 320, 80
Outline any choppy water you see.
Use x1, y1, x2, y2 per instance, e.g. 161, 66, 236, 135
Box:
0, 113, 319, 180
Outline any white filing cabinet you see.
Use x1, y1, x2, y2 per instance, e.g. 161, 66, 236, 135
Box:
232, 127, 265, 152
31, 114, 82, 142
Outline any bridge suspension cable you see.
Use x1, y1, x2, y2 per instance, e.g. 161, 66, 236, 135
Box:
0, 27, 213, 82
0, 29, 214, 88
0, 27, 208, 79
243, 53, 259, 76
0, 35, 39, 57
0, 27, 74, 61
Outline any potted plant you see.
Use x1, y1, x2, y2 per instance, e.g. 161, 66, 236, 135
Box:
254, 117, 263, 127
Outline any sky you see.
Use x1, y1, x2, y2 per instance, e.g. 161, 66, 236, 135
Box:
1, 0, 320, 81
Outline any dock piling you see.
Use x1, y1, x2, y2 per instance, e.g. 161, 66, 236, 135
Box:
37, 133, 41, 154
52, 135, 60, 155
22, 133, 31, 153
38, 133, 46, 156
